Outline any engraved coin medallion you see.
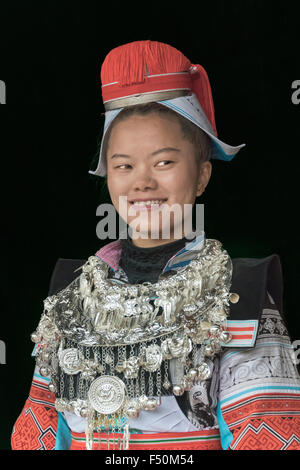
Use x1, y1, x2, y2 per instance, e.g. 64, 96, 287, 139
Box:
88, 375, 126, 414
59, 348, 81, 375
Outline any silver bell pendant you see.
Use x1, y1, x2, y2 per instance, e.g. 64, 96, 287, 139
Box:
126, 407, 140, 419
48, 382, 56, 393
181, 376, 191, 392
144, 398, 157, 411
187, 368, 198, 381
173, 385, 184, 396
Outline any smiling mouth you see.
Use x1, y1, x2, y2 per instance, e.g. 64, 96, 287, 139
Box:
129, 199, 168, 207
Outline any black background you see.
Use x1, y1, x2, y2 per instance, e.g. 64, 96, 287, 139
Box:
0, 0, 299, 451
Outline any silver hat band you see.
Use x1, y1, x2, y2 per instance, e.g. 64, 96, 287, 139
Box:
104, 89, 191, 111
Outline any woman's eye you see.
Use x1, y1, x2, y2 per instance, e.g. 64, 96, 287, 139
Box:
115, 164, 132, 169
156, 160, 173, 167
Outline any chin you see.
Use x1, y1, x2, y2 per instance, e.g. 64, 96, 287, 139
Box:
129, 224, 182, 242
128, 226, 162, 241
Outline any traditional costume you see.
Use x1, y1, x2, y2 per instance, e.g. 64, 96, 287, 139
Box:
11, 41, 300, 451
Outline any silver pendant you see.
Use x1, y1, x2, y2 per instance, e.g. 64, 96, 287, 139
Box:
143, 398, 157, 411
123, 357, 140, 379
142, 344, 162, 372
197, 362, 211, 380
169, 335, 192, 358
125, 399, 140, 418
115, 357, 140, 379
163, 379, 171, 390
88, 375, 126, 414
59, 348, 82, 375
161, 338, 173, 359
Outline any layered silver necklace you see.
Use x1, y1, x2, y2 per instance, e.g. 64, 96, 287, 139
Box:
31, 239, 234, 450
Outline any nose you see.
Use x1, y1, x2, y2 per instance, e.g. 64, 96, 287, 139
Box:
133, 170, 157, 192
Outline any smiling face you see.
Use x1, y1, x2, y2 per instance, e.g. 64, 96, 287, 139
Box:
106, 113, 212, 247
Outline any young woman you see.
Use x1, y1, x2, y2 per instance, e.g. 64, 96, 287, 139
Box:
11, 40, 300, 451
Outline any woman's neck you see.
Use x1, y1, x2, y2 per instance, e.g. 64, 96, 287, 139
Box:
119, 235, 193, 284
128, 228, 191, 248
129, 235, 184, 248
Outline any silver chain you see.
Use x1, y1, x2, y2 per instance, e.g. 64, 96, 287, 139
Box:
156, 366, 162, 398
86, 346, 90, 361
92, 345, 98, 364
163, 359, 170, 389
149, 372, 153, 397
78, 377, 85, 399
69, 375, 75, 399
140, 368, 146, 396
59, 370, 65, 397
101, 346, 107, 374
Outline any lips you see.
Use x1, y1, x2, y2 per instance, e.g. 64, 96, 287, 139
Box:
129, 198, 167, 205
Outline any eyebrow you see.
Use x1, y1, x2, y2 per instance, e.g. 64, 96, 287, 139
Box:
110, 147, 180, 159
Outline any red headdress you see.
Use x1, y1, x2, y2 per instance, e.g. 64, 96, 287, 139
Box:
101, 40, 217, 134
90, 40, 245, 177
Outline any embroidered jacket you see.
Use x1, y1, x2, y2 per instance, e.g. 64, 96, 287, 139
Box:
11, 235, 300, 450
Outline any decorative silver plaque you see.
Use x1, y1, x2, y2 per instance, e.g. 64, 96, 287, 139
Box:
59, 348, 82, 375
143, 345, 162, 372
88, 375, 126, 414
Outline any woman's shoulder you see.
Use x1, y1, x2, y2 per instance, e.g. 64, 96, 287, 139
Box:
47, 239, 122, 295
47, 258, 86, 296
230, 254, 283, 321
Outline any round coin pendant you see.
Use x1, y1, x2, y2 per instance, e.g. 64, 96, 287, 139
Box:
59, 348, 81, 375
88, 375, 126, 415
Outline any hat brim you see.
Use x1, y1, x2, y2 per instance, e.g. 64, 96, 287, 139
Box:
89, 93, 245, 177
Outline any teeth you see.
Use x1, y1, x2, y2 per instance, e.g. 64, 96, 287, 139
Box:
132, 200, 165, 205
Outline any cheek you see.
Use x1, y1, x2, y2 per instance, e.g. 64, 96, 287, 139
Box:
107, 179, 121, 212
107, 177, 130, 218
107, 174, 123, 197
169, 169, 198, 202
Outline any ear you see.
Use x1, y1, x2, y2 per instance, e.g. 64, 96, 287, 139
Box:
196, 161, 212, 196
196, 183, 205, 197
